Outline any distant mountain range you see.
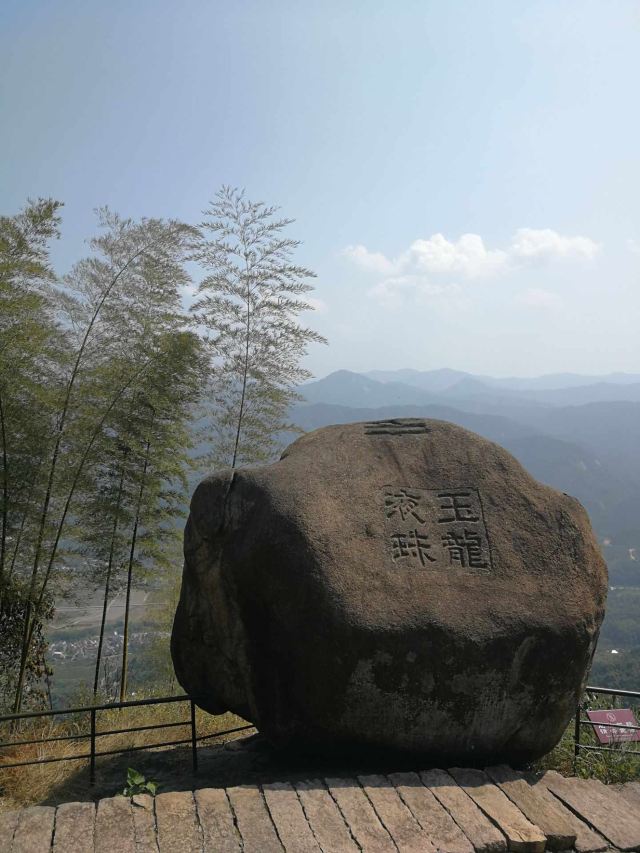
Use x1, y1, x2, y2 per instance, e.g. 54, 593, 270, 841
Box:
364, 367, 640, 392
301, 369, 640, 408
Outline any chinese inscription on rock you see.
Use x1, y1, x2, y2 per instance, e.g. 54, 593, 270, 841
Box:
382, 487, 492, 571
364, 419, 430, 436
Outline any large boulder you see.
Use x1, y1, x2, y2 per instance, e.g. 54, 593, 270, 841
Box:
171, 419, 607, 765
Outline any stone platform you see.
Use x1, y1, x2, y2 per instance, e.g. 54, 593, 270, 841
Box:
1, 767, 639, 852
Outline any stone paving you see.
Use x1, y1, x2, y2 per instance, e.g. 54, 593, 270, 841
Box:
1, 768, 639, 852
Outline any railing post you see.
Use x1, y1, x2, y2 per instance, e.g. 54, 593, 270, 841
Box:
573, 703, 581, 772
90, 708, 96, 787
190, 700, 198, 775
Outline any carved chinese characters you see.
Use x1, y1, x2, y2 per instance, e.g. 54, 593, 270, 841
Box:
383, 487, 492, 571
364, 418, 430, 436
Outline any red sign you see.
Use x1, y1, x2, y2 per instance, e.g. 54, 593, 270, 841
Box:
586, 709, 640, 744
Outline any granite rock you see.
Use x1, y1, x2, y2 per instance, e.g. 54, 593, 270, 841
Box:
171, 418, 607, 764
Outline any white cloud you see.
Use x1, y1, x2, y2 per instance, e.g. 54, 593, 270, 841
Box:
370, 276, 461, 309
517, 287, 563, 310
342, 227, 599, 306
628, 239, 640, 256
342, 244, 396, 275
510, 228, 600, 262
403, 233, 507, 278
345, 233, 507, 279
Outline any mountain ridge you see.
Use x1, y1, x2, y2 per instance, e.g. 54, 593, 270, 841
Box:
302, 369, 640, 409
361, 367, 640, 392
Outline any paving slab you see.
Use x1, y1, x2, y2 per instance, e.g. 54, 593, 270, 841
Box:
421, 768, 507, 853
389, 771, 474, 853
0, 809, 19, 851
542, 771, 640, 852
450, 768, 546, 853
131, 793, 159, 853
52, 801, 96, 853
615, 782, 640, 811
194, 787, 241, 852
487, 764, 576, 850
95, 795, 135, 853
155, 791, 202, 853
8, 763, 640, 852
523, 773, 608, 853
326, 776, 396, 853
359, 773, 437, 853
294, 779, 359, 853
10, 805, 55, 853
263, 781, 321, 852
226, 784, 283, 853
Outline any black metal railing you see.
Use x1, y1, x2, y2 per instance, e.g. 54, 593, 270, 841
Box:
4, 684, 638, 786
574, 685, 640, 765
0, 694, 253, 786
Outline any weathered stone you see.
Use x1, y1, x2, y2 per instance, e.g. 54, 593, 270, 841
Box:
194, 788, 240, 852
486, 764, 576, 850
524, 772, 608, 853
52, 802, 95, 853
389, 771, 474, 853
226, 785, 283, 853
155, 791, 202, 853
541, 771, 640, 851
325, 777, 396, 852
293, 779, 359, 852
10, 805, 55, 853
616, 781, 640, 811
262, 781, 321, 852
422, 768, 506, 853
131, 794, 159, 853
0, 810, 19, 851
95, 796, 135, 853
358, 774, 436, 852
172, 419, 607, 763
449, 768, 546, 853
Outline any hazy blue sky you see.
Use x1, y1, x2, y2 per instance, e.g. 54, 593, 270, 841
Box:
2, 0, 639, 378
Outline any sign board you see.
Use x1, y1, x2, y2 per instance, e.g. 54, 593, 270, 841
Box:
586, 708, 640, 744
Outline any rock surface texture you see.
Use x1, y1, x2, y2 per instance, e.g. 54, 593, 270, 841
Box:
171, 418, 607, 764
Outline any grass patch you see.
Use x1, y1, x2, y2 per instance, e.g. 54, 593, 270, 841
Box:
535, 694, 640, 784
536, 725, 640, 783
0, 696, 249, 811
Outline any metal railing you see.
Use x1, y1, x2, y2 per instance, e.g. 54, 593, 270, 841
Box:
574, 685, 640, 764
0, 694, 253, 786
3, 684, 638, 787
